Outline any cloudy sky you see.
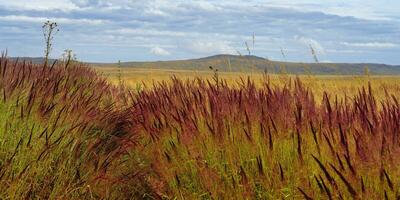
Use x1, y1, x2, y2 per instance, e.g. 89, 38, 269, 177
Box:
0, 0, 399, 64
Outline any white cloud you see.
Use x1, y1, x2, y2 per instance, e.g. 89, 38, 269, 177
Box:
106, 28, 186, 37
326, 49, 364, 54
150, 46, 170, 56
295, 36, 325, 54
0, 15, 106, 25
341, 42, 398, 48
0, 0, 79, 11
187, 40, 236, 55
181, 1, 221, 12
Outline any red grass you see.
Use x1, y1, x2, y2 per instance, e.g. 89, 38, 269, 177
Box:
2, 54, 400, 199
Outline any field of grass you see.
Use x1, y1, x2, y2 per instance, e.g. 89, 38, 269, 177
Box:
96, 67, 400, 100
1, 58, 400, 199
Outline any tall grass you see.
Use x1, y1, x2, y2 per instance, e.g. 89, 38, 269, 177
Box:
125, 75, 400, 199
0, 55, 147, 199
1, 55, 400, 199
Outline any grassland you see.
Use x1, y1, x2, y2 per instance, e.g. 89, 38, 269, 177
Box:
96, 66, 400, 100
2, 57, 400, 199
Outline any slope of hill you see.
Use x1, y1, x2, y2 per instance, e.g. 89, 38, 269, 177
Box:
11, 55, 400, 75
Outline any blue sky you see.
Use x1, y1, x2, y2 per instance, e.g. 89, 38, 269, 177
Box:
0, 0, 399, 64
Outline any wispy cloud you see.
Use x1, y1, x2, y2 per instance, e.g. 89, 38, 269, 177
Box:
341, 42, 398, 48
106, 28, 187, 37
0, 15, 106, 25
0, 0, 79, 11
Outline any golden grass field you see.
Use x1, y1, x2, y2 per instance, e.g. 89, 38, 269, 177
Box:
96, 67, 400, 100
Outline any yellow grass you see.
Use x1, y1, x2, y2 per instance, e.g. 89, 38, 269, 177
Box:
95, 67, 400, 100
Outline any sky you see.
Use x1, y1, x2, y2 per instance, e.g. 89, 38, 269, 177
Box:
0, 0, 399, 64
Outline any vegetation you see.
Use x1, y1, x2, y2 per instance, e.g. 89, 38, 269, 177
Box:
1, 54, 400, 199
0, 54, 141, 199
42, 21, 59, 67
125, 76, 400, 199
97, 67, 400, 101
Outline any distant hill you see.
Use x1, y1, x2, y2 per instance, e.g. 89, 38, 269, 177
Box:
10, 55, 400, 75
95, 54, 400, 75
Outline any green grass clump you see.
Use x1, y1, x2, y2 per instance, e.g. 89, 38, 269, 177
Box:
0, 56, 148, 199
